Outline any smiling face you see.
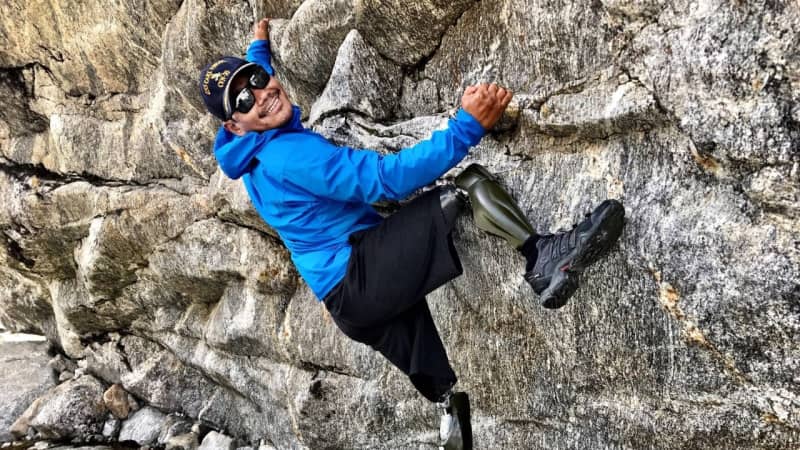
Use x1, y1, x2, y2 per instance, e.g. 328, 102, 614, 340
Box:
222, 72, 293, 136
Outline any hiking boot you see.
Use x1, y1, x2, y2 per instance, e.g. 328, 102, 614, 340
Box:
439, 391, 472, 450
524, 199, 625, 309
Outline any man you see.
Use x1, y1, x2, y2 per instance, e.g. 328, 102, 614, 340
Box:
199, 18, 624, 450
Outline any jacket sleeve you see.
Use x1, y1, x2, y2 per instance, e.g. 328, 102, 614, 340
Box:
281, 108, 486, 203
246, 39, 274, 75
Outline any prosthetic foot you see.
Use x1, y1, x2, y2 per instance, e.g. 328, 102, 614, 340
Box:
438, 391, 472, 450
454, 164, 534, 249
524, 200, 625, 309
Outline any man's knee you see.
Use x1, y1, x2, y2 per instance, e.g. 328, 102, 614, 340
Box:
453, 163, 534, 248
438, 185, 467, 230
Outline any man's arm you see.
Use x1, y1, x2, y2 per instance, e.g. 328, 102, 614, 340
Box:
281, 84, 513, 203
246, 18, 274, 75
281, 109, 485, 202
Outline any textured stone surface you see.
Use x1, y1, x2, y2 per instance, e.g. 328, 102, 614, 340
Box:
0, 0, 798, 449
22, 376, 107, 440
157, 414, 194, 445
103, 384, 132, 419
165, 432, 200, 450
356, 0, 476, 66
48, 447, 118, 450
276, 0, 356, 92
0, 337, 55, 441
102, 417, 121, 439
308, 30, 403, 124
198, 431, 234, 450
118, 406, 166, 445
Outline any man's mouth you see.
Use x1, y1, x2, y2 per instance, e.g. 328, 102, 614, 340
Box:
257, 95, 279, 118
264, 96, 279, 115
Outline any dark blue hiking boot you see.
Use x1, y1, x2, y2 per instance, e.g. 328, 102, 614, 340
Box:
439, 391, 472, 450
524, 199, 625, 309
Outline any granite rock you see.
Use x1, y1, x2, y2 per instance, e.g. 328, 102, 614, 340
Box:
165, 432, 200, 450
0, 0, 798, 449
356, 0, 476, 66
18, 376, 107, 441
0, 338, 55, 441
117, 406, 167, 445
198, 431, 234, 450
102, 384, 133, 420
157, 414, 194, 445
101, 416, 120, 439
308, 29, 403, 124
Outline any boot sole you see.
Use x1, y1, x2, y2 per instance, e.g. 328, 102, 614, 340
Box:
539, 200, 625, 309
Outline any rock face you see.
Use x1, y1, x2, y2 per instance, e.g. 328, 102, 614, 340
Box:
1, 0, 798, 449
308, 29, 403, 124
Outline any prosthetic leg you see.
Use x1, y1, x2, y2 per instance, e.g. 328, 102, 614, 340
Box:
454, 164, 534, 249
435, 167, 531, 450
452, 163, 625, 309
435, 165, 624, 449
438, 391, 472, 450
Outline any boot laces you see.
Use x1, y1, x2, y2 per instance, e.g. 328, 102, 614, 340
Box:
550, 211, 591, 258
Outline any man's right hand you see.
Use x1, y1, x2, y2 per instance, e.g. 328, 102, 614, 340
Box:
461, 83, 513, 130
253, 18, 270, 41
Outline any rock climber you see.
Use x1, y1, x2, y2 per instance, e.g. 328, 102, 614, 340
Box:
198, 17, 624, 450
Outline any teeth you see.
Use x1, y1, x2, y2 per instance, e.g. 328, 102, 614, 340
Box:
267, 97, 279, 114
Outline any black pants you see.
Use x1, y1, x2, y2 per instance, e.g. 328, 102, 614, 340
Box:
323, 187, 462, 403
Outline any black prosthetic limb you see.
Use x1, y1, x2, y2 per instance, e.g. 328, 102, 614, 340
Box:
438, 390, 472, 450
438, 185, 468, 230
454, 164, 534, 249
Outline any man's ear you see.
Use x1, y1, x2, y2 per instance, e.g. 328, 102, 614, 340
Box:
223, 119, 245, 136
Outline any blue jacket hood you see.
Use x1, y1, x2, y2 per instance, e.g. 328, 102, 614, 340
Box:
213, 105, 304, 179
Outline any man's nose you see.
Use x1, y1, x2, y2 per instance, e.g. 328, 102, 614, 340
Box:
254, 86, 269, 105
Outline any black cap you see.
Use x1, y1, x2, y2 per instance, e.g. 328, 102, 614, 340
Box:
198, 56, 257, 121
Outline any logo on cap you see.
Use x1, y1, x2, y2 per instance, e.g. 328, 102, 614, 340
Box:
198, 56, 253, 121
202, 61, 233, 97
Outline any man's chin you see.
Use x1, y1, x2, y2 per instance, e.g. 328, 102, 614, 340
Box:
273, 108, 293, 128
248, 114, 291, 133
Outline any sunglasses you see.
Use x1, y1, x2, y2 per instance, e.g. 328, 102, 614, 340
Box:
229, 66, 270, 118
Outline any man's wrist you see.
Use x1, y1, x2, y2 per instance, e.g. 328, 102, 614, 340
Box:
453, 108, 487, 146
456, 108, 487, 132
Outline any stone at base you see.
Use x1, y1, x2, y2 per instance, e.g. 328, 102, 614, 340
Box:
18, 376, 107, 441
0, 339, 56, 442
102, 417, 120, 439
157, 414, 193, 445
103, 384, 131, 419
165, 432, 199, 450
49, 446, 117, 450
198, 431, 234, 450
118, 406, 166, 445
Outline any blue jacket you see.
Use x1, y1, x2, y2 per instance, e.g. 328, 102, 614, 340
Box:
213, 40, 487, 300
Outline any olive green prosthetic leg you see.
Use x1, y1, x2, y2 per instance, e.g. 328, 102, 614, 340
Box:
453, 163, 626, 310
454, 164, 534, 249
